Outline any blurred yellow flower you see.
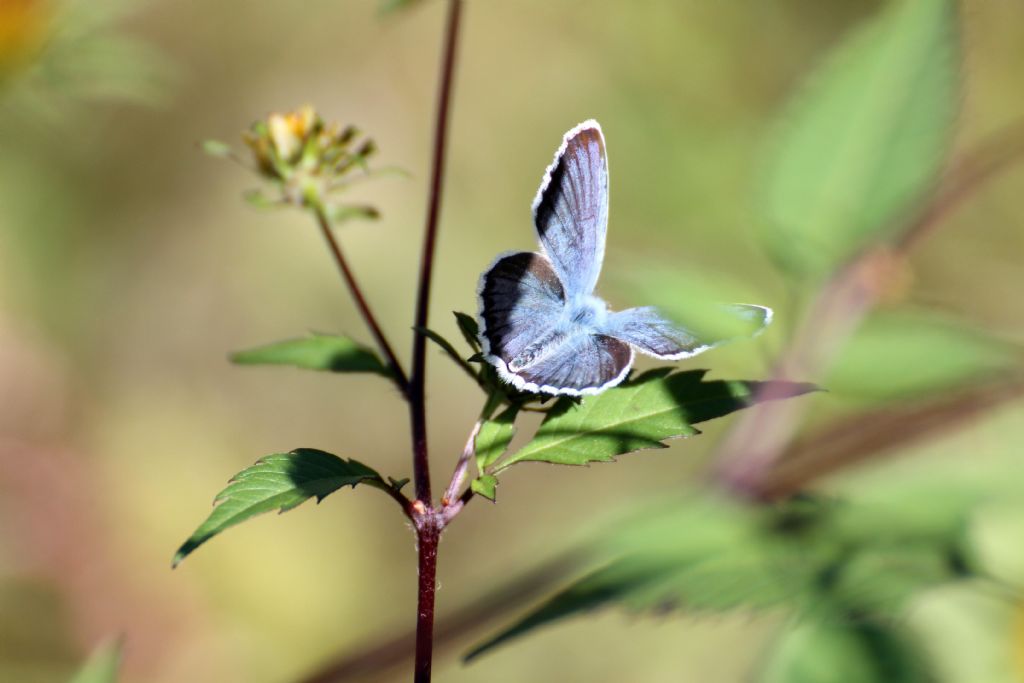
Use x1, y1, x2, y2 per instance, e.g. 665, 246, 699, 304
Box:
229, 105, 380, 221
0, 0, 49, 76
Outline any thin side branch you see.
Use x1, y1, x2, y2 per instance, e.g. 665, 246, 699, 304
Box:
442, 420, 481, 507
314, 208, 410, 395
366, 480, 417, 520
759, 376, 1024, 499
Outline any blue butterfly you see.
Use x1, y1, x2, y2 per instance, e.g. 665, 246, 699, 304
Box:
477, 120, 771, 396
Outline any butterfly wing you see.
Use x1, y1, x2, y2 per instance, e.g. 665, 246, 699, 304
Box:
478, 250, 567, 376
477, 250, 632, 396
605, 305, 772, 359
508, 332, 633, 396
532, 120, 609, 299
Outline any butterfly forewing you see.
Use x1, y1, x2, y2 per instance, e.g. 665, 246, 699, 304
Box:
478, 251, 567, 370
532, 120, 609, 299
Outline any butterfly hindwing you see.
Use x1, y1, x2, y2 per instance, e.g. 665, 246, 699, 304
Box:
512, 333, 633, 396
532, 120, 609, 299
605, 305, 772, 360
604, 307, 710, 360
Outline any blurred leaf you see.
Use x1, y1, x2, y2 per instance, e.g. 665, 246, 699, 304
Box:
242, 189, 283, 210
231, 333, 393, 377
964, 503, 1024, 588
761, 0, 960, 275
466, 495, 834, 660
475, 406, 518, 473
825, 312, 1018, 400
454, 311, 482, 353
69, 639, 121, 683
909, 583, 1022, 683
471, 475, 498, 502
380, 0, 425, 13
201, 139, 233, 159
324, 203, 380, 224
618, 264, 773, 341
173, 449, 384, 567
468, 486, 980, 661
495, 369, 815, 470
829, 547, 952, 613
761, 621, 931, 683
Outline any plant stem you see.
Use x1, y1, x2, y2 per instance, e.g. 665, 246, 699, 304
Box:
313, 208, 410, 395
409, 0, 462, 506
409, 2, 463, 682
442, 419, 481, 506
295, 553, 579, 683
414, 520, 441, 683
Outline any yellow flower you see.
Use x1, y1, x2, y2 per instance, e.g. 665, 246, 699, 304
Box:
268, 106, 316, 163
0, 0, 50, 76
220, 106, 380, 221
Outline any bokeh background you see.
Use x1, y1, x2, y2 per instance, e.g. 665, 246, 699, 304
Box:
1, 1, 1023, 681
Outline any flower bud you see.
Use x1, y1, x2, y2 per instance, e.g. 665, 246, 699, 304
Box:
225, 105, 383, 223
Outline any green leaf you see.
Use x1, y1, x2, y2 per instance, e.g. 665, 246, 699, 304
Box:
475, 406, 519, 473
454, 311, 482, 353
466, 495, 832, 661
69, 639, 121, 683
387, 476, 410, 492
201, 139, 233, 159
172, 449, 384, 567
230, 333, 393, 377
324, 204, 380, 224
471, 475, 498, 502
826, 312, 1018, 400
495, 369, 815, 470
418, 326, 479, 383
466, 487, 978, 661
761, 621, 932, 683
242, 188, 283, 210
380, 0, 423, 13
761, 0, 960, 275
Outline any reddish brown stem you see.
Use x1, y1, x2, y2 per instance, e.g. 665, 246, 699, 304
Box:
408, 1, 463, 681
414, 520, 441, 683
409, 0, 462, 506
314, 209, 410, 395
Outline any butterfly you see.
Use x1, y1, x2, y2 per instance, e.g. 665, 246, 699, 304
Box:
477, 120, 771, 396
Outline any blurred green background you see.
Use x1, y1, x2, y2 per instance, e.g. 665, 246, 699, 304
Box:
1, 1, 1023, 681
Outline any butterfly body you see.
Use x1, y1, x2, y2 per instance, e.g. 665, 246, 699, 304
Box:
477, 120, 770, 396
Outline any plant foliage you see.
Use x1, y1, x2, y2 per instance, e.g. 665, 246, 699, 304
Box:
231, 334, 393, 377
494, 370, 815, 471
761, 0, 960, 275
173, 449, 386, 567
